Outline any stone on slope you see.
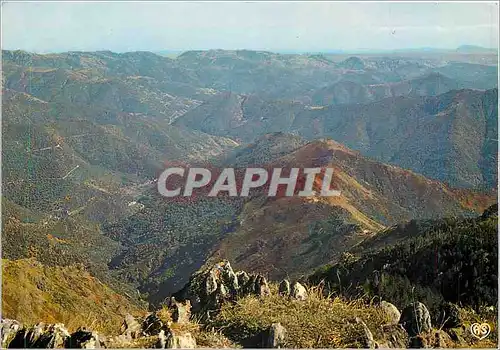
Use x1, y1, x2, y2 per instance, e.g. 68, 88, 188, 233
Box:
278, 280, 291, 297
355, 317, 375, 349
165, 329, 196, 349
66, 328, 101, 349
219, 260, 239, 296
0, 319, 21, 348
236, 271, 250, 293
399, 302, 432, 337
255, 275, 271, 297
380, 301, 401, 325
205, 269, 218, 296
169, 297, 192, 324
291, 282, 308, 300
120, 314, 142, 339
142, 313, 164, 336
263, 323, 287, 348
9, 322, 70, 348
156, 330, 167, 349
244, 274, 258, 294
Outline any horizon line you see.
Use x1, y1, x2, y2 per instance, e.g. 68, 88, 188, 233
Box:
3, 45, 499, 56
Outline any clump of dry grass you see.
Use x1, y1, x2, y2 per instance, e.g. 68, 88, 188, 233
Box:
213, 283, 388, 348
156, 305, 173, 326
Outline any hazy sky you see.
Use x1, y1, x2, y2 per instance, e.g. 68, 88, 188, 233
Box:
2, 1, 499, 53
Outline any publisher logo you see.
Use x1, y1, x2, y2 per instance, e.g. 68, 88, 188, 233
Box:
470, 322, 491, 340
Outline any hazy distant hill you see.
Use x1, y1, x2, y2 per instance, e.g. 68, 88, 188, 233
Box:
2, 51, 239, 217
292, 88, 498, 189
456, 45, 498, 54
311, 73, 463, 105
175, 88, 498, 188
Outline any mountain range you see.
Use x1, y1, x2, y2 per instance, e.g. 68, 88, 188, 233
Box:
1, 48, 498, 348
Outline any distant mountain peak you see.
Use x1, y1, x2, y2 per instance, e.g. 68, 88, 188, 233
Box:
337, 56, 366, 70
456, 45, 498, 53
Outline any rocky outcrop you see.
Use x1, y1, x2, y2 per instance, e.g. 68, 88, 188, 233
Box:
8, 323, 70, 348
2, 321, 107, 349
156, 330, 168, 349
165, 330, 197, 349
1, 305, 195, 349
172, 260, 320, 322
142, 313, 165, 336
399, 302, 432, 337
65, 328, 101, 349
121, 313, 142, 339
172, 260, 272, 318
168, 297, 191, 324
2, 320, 70, 348
0, 319, 21, 348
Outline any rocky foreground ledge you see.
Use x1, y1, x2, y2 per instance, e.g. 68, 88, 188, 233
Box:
1, 260, 493, 348
2, 298, 201, 349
